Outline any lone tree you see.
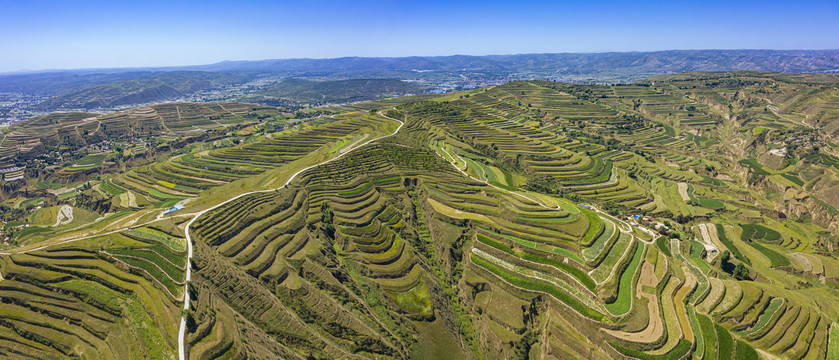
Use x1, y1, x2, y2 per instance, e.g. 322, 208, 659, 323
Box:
720, 250, 736, 273
720, 250, 730, 265
734, 263, 750, 280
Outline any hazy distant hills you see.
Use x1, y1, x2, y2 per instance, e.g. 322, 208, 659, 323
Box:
193, 49, 839, 75
2, 49, 839, 112
33, 72, 244, 110
242, 78, 430, 106
0, 71, 243, 97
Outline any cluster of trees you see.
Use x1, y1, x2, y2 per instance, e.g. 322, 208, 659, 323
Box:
0, 204, 26, 222
720, 250, 750, 280
471, 142, 521, 174
567, 130, 631, 152
614, 114, 647, 133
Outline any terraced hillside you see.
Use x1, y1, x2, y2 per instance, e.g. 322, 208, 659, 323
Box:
1, 72, 839, 359
0, 102, 294, 171
0, 224, 186, 358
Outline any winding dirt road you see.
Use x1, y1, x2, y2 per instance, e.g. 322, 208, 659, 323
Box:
177, 112, 404, 360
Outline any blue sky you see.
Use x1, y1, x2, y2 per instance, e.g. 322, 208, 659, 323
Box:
1, 0, 838, 72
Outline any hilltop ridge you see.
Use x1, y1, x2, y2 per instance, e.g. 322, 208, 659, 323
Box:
3, 50, 839, 119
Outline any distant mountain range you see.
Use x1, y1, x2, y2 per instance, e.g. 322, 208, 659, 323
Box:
33, 72, 245, 110
2, 49, 838, 112
188, 49, 839, 75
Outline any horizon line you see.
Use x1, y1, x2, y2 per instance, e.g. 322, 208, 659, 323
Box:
3, 48, 839, 75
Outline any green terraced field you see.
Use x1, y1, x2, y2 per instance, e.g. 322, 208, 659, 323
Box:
2, 73, 839, 360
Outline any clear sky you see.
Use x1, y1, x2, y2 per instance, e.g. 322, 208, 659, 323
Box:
1, 0, 838, 72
